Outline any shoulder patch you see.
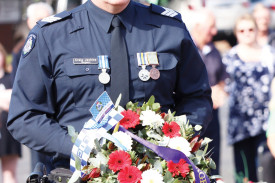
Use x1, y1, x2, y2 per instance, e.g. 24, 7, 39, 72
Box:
37, 11, 71, 27
150, 4, 182, 22
22, 33, 37, 58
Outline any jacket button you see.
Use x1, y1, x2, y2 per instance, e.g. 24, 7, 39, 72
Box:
85, 68, 90, 72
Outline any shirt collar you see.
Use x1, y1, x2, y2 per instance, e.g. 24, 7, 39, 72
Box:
86, 0, 135, 33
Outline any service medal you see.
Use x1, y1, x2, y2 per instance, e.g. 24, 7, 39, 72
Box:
139, 68, 150, 81
98, 55, 110, 84
150, 66, 160, 80
137, 52, 150, 81
99, 70, 110, 84
146, 52, 160, 80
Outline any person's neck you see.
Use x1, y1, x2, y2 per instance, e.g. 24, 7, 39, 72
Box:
258, 29, 269, 37
238, 42, 260, 49
257, 30, 269, 46
91, 0, 130, 14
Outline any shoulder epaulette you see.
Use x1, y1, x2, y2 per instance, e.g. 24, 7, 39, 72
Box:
150, 4, 182, 22
37, 10, 71, 27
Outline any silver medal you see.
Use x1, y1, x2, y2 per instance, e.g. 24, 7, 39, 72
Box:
139, 69, 150, 81
99, 70, 110, 84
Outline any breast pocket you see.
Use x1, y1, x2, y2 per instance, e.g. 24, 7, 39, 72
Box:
62, 59, 104, 108
130, 53, 178, 101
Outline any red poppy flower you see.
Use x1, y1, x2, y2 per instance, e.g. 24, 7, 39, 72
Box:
108, 150, 132, 172
117, 166, 142, 183
162, 121, 181, 138
120, 110, 140, 129
167, 159, 190, 177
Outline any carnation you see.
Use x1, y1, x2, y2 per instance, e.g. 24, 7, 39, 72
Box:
108, 150, 132, 172
113, 131, 133, 151
120, 110, 140, 129
168, 137, 191, 157
141, 169, 164, 183
140, 110, 164, 129
117, 166, 142, 183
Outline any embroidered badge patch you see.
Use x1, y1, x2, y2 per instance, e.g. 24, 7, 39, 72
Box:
22, 33, 37, 58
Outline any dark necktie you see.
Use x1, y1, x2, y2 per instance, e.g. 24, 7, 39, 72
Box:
110, 16, 129, 106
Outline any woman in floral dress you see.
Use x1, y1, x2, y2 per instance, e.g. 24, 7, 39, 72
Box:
222, 14, 275, 182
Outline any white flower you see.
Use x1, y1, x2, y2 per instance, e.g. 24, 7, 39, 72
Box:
141, 169, 164, 183
168, 137, 191, 157
112, 131, 133, 151
140, 110, 164, 129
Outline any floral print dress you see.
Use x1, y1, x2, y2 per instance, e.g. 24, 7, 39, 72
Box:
223, 45, 275, 144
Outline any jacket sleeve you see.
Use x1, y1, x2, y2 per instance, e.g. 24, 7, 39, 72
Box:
175, 28, 213, 132
7, 26, 73, 159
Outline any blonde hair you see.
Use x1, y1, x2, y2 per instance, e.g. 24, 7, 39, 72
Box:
234, 13, 257, 36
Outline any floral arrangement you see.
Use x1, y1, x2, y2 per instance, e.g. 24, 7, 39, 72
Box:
68, 96, 219, 183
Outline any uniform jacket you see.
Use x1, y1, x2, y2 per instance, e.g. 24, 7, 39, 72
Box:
7, 0, 212, 168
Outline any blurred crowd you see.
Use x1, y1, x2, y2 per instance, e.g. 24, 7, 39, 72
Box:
0, 1, 275, 183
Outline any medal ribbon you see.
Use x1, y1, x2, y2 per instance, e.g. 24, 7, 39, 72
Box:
146, 51, 159, 66
98, 55, 109, 69
137, 52, 149, 67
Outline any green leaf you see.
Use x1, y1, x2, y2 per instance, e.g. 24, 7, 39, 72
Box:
195, 150, 204, 161
209, 157, 216, 169
163, 171, 174, 183
152, 103, 161, 112
94, 138, 102, 152
146, 130, 162, 140
147, 95, 155, 106
68, 125, 78, 143
153, 160, 163, 174
72, 153, 81, 171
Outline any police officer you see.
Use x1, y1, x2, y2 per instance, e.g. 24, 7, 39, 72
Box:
7, 0, 212, 170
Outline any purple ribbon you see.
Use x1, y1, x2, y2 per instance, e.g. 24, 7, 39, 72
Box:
118, 126, 210, 183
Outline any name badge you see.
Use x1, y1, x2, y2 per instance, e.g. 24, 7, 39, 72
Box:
73, 58, 98, 65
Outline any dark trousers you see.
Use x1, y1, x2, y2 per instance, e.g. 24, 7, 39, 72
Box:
258, 142, 275, 182
233, 133, 266, 182
201, 109, 220, 175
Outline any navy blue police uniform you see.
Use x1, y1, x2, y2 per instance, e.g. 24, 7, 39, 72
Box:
7, 0, 212, 169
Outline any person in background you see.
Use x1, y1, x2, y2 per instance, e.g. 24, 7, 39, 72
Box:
252, 3, 275, 47
11, 2, 54, 83
187, 8, 228, 176
10, 2, 55, 174
7, 0, 212, 171
222, 13, 275, 182
0, 43, 21, 183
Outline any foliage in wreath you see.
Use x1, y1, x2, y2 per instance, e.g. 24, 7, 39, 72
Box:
68, 96, 219, 183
